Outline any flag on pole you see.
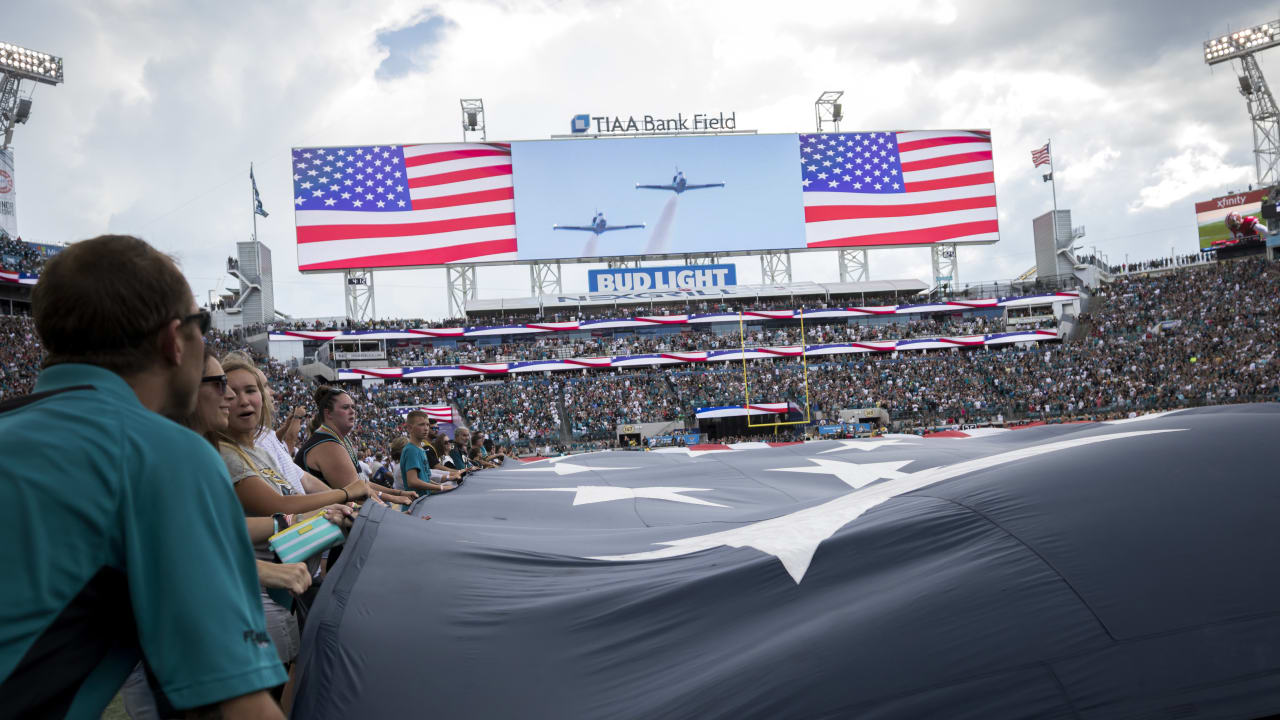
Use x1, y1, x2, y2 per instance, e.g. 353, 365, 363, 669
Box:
1043, 172, 1053, 183
1031, 143, 1052, 168
251, 164, 269, 218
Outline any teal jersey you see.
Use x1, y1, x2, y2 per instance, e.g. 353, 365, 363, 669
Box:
400, 442, 430, 497
0, 364, 287, 717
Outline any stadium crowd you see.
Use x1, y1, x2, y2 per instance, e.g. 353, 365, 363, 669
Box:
382, 314, 1039, 366
2, 254, 1277, 452
0, 232, 53, 274
255, 291, 924, 334
376, 255, 1277, 440
1072, 252, 1206, 275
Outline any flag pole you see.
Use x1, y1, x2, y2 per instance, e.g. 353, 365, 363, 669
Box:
250, 162, 258, 244
1048, 139, 1059, 246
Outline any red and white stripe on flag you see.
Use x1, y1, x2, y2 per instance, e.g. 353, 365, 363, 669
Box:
295, 143, 517, 271
803, 130, 999, 248
1031, 144, 1051, 168
424, 405, 453, 423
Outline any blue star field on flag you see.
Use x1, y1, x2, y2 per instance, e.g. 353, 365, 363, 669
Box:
799, 132, 903, 194
291, 145, 413, 212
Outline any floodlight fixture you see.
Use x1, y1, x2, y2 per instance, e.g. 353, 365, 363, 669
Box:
459, 98, 486, 141
814, 91, 844, 133
1204, 20, 1280, 66
0, 42, 63, 85
1203, 19, 1280, 186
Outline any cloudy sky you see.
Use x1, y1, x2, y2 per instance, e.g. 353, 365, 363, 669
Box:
6, 0, 1276, 320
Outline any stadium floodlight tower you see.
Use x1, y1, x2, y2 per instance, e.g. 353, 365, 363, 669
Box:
814, 91, 843, 133
460, 98, 486, 142
816, 90, 869, 282
1205, 21, 1280, 186
446, 98, 490, 314
0, 42, 63, 149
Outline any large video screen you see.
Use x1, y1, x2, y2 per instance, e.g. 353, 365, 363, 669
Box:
291, 130, 998, 272
1194, 188, 1269, 249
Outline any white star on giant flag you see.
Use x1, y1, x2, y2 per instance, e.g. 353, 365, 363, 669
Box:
495, 486, 727, 508
592, 429, 1185, 584
770, 458, 912, 489
818, 438, 906, 454
510, 461, 639, 476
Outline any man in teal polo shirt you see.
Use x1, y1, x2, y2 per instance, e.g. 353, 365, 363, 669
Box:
0, 235, 286, 718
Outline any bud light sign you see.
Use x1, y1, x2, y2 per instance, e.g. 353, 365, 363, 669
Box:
587, 264, 737, 292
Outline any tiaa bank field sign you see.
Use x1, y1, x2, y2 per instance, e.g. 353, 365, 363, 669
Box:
587, 264, 737, 293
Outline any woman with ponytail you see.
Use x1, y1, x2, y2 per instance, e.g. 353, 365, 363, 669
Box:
294, 385, 415, 505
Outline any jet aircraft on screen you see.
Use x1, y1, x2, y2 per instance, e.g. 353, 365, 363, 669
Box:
552, 211, 645, 236
635, 168, 725, 194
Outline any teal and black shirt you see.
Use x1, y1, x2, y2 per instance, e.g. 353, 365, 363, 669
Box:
399, 442, 430, 497
0, 364, 287, 717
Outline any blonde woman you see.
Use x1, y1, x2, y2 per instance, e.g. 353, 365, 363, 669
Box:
218, 354, 410, 517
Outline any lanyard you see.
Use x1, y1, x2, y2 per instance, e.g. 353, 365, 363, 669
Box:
319, 423, 358, 466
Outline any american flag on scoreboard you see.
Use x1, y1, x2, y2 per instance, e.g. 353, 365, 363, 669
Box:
292, 143, 517, 271
1031, 143, 1051, 168
800, 131, 998, 248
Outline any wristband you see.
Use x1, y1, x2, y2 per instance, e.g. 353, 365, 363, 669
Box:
272, 513, 287, 534
341, 487, 350, 502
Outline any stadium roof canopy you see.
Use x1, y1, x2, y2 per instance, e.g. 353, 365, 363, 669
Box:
466, 278, 929, 313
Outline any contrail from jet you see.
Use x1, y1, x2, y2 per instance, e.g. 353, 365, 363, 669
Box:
644, 195, 679, 255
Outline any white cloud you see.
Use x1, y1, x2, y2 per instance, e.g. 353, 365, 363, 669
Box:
1060, 146, 1119, 185
1129, 126, 1253, 211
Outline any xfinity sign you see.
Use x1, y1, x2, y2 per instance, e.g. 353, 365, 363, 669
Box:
570, 112, 738, 134
588, 264, 736, 292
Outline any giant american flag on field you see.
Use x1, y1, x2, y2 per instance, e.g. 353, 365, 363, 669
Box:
800, 131, 998, 248
291, 405, 1280, 719
291, 143, 517, 271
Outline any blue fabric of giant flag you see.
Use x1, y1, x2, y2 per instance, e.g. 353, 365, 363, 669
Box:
291, 404, 1280, 719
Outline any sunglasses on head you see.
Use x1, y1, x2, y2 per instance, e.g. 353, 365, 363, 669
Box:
201, 374, 228, 393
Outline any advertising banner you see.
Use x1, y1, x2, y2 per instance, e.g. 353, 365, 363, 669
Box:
587, 263, 736, 292
292, 130, 998, 272
1194, 188, 1269, 249
0, 148, 16, 239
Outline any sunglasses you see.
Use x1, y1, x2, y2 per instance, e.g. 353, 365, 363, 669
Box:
134, 308, 213, 343
201, 374, 228, 393
181, 309, 212, 335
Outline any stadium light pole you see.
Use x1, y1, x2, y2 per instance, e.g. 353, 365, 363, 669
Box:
0, 41, 63, 149
449, 98, 486, 316
1205, 20, 1280, 186
816, 90, 870, 282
